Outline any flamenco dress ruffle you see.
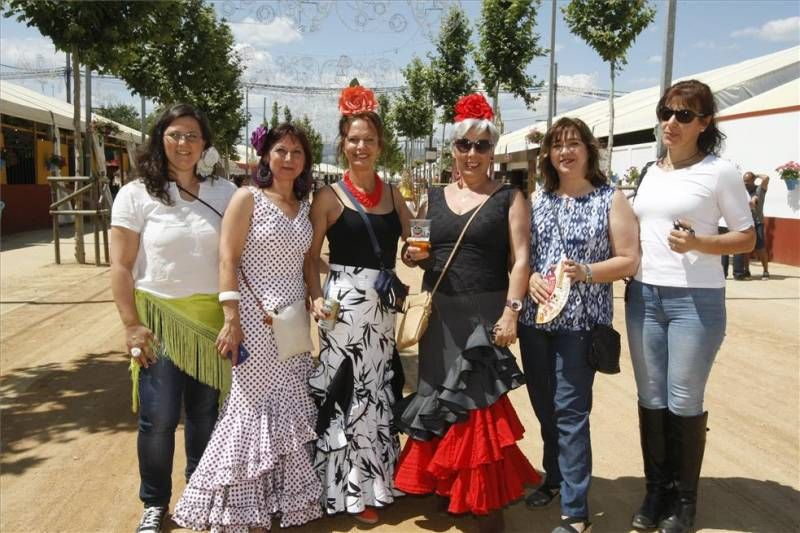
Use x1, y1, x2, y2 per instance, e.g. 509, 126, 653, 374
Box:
395, 321, 542, 515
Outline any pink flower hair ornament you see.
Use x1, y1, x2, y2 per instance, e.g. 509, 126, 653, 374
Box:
250, 125, 269, 156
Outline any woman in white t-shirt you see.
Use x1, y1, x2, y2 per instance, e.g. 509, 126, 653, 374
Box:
110, 103, 236, 533
626, 80, 754, 533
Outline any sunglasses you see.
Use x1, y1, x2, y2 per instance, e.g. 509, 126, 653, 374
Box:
454, 138, 493, 154
657, 106, 706, 124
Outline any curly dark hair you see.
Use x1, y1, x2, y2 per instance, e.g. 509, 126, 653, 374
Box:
337, 111, 384, 163
658, 79, 725, 155
538, 117, 607, 192
253, 123, 313, 201
135, 103, 215, 205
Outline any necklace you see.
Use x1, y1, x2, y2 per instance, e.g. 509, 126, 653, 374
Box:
664, 151, 701, 170
344, 171, 383, 208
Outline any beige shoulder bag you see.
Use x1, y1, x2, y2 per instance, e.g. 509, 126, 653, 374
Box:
396, 183, 504, 350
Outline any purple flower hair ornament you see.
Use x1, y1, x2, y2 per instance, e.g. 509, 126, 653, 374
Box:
250, 125, 269, 156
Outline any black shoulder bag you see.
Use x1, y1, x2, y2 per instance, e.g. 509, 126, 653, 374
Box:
550, 199, 621, 375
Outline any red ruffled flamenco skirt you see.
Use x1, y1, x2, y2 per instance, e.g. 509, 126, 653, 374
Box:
394, 394, 541, 515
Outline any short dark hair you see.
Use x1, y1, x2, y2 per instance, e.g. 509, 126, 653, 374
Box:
337, 111, 384, 162
538, 117, 607, 192
135, 103, 215, 205
253, 123, 313, 201
658, 79, 725, 155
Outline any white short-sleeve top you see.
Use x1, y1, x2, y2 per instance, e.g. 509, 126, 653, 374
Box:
633, 155, 752, 288
111, 178, 237, 298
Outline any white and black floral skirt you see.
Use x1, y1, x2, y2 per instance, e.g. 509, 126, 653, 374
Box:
309, 264, 403, 515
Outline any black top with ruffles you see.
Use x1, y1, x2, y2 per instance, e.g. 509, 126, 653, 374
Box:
327, 185, 402, 270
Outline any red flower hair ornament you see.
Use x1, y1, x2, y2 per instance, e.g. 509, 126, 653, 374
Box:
454, 93, 494, 122
339, 85, 378, 116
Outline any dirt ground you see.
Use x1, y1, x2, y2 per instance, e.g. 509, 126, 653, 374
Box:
1, 228, 798, 533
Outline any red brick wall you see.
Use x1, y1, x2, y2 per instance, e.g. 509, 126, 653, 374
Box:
0, 184, 51, 234
764, 216, 800, 267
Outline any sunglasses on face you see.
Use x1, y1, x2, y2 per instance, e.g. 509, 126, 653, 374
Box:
454, 138, 493, 154
657, 106, 706, 124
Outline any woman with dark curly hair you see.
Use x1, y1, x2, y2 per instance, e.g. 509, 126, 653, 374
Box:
173, 122, 323, 530
110, 103, 237, 533
627, 80, 754, 533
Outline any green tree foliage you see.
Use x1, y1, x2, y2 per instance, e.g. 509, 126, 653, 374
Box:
392, 57, 434, 167
563, 0, 656, 173
270, 102, 280, 129
95, 103, 141, 130
428, 5, 476, 125
114, 0, 245, 154
475, 0, 546, 132
295, 115, 323, 166
283, 105, 293, 124
376, 94, 405, 177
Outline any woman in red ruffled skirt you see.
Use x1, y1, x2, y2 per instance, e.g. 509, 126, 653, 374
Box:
396, 94, 541, 532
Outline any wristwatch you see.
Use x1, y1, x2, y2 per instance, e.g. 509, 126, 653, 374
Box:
505, 298, 523, 312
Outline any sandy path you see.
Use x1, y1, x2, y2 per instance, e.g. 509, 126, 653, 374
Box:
1, 229, 797, 532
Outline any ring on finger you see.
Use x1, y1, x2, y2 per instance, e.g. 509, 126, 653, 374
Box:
130, 347, 143, 358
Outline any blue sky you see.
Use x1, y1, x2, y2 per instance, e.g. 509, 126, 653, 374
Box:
1, 0, 798, 143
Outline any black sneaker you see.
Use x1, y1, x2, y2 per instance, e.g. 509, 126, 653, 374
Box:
762, 271, 770, 280
136, 505, 166, 533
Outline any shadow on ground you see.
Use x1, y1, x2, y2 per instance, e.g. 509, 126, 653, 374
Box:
0, 350, 135, 476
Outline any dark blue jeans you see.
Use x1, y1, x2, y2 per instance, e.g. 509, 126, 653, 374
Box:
138, 356, 219, 506
518, 325, 595, 519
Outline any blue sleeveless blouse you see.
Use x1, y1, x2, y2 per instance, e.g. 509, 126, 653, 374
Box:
519, 184, 615, 331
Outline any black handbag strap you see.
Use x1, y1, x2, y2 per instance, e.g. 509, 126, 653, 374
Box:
630, 160, 655, 203
176, 183, 224, 217
336, 181, 388, 269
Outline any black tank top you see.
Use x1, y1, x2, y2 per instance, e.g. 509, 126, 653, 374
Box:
422, 185, 514, 295
327, 185, 402, 270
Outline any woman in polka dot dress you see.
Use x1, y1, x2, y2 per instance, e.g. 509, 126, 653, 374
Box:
173, 124, 322, 531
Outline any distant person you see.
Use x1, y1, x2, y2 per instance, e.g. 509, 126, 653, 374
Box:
733, 172, 770, 279
626, 80, 754, 533
110, 104, 237, 533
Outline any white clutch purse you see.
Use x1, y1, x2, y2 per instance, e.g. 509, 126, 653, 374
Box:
269, 299, 313, 361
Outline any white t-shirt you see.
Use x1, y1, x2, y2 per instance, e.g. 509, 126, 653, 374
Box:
111, 178, 237, 298
633, 155, 752, 288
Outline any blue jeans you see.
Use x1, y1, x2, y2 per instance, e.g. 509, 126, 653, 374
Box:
138, 356, 219, 506
518, 325, 595, 518
625, 280, 726, 417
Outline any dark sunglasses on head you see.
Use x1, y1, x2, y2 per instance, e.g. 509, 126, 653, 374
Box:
657, 106, 706, 124
454, 138, 493, 154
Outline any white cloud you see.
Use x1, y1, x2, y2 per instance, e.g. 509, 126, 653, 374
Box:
227, 16, 302, 49
631, 77, 658, 86
556, 72, 601, 108
558, 73, 599, 92
0, 37, 66, 70
647, 54, 662, 64
692, 40, 738, 51
731, 16, 800, 42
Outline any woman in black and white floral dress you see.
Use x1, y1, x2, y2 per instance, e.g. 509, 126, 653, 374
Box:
307, 85, 412, 525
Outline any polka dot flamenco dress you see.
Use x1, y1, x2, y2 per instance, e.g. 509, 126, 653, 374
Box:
173, 187, 322, 531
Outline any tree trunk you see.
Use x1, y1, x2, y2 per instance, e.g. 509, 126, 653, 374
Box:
607, 61, 616, 177
72, 48, 83, 176
492, 82, 503, 134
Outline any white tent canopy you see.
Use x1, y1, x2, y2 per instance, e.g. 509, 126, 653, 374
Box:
497, 45, 800, 155
1, 80, 143, 143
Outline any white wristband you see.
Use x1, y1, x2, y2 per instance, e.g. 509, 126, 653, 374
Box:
218, 291, 241, 302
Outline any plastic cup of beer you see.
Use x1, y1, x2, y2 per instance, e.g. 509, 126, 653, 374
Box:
408, 219, 431, 251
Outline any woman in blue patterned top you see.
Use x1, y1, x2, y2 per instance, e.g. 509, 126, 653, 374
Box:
518, 117, 639, 533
